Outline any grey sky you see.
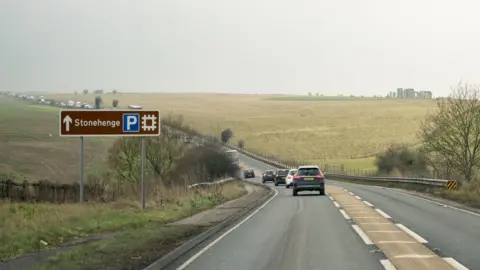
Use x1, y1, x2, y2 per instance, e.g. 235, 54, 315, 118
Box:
1, 0, 479, 96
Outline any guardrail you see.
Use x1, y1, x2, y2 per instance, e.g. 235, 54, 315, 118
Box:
188, 178, 236, 189
164, 126, 458, 191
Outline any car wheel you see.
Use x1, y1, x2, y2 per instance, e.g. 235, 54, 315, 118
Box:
319, 189, 325, 196
293, 189, 298, 196
286, 184, 290, 189
274, 181, 279, 186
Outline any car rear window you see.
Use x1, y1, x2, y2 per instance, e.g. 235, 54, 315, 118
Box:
265, 170, 274, 174
277, 170, 288, 176
289, 170, 297, 175
298, 168, 321, 176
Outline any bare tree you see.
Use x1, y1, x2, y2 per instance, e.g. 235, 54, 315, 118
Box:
145, 136, 184, 180
418, 82, 480, 182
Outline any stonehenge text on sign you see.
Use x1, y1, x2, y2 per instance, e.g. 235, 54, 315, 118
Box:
59, 110, 161, 136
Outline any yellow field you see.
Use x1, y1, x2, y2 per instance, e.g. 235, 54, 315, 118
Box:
47, 93, 435, 170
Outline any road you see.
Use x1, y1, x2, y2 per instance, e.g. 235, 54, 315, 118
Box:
165, 153, 476, 270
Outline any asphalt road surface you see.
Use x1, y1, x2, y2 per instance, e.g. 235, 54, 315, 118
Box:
165, 153, 476, 270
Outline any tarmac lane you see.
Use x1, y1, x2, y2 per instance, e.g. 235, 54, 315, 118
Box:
166, 156, 386, 270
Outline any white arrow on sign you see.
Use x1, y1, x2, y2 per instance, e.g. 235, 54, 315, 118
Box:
63, 115, 73, 132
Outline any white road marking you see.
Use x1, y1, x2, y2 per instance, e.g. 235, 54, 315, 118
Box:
339, 209, 351, 219
354, 195, 362, 200
380, 259, 397, 270
176, 188, 279, 270
378, 240, 417, 244
375, 209, 392, 219
368, 230, 402, 233
395, 224, 428, 243
333, 201, 340, 208
394, 254, 436, 259
328, 196, 334, 201
443, 257, 470, 270
349, 191, 355, 196
351, 225, 374, 245
389, 188, 480, 218
353, 216, 386, 219
363, 201, 374, 207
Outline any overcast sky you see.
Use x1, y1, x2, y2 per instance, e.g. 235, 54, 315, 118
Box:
1, 0, 479, 96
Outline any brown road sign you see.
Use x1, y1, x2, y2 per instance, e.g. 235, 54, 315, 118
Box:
59, 110, 160, 136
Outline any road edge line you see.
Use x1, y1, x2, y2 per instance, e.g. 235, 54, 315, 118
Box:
143, 182, 277, 270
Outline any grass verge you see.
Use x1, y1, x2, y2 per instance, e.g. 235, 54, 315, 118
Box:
0, 180, 247, 261
29, 224, 207, 270
329, 177, 480, 209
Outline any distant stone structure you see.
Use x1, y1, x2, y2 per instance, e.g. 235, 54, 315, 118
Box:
387, 88, 432, 99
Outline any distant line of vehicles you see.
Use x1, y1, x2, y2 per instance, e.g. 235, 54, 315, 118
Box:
243, 165, 326, 196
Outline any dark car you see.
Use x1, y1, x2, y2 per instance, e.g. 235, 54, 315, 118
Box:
292, 166, 326, 196
244, 168, 255, 178
262, 170, 275, 183
274, 169, 289, 186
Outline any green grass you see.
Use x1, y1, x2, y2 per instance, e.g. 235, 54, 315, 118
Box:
0, 97, 113, 183
29, 225, 206, 270
0, 181, 247, 261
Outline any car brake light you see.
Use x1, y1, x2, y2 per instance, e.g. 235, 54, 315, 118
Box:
316, 174, 324, 178
293, 174, 301, 180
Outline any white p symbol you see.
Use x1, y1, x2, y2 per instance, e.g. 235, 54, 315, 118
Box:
126, 115, 137, 130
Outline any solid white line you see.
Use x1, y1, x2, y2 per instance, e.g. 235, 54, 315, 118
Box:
349, 191, 355, 196
363, 201, 374, 207
333, 201, 340, 208
443, 257, 470, 270
387, 188, 480, 218
351, 225, 374, 244
375, 209, 392, 219
339, 209, 351, 219
395, 224, 428, 243
380, 259, 398, 270
177, 188, 279, 270
354, 195, 362, 200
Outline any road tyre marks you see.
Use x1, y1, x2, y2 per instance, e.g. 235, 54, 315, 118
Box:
332, 187, 469, 270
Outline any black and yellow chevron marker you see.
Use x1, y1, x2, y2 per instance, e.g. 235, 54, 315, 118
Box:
446, 180, 457, 190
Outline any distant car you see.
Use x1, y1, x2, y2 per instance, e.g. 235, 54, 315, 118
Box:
244, 168, 255, 178
292, 165, 326, 196
285, 169, 297, 188
262, 170, 275, 183
274, 169, 289, 186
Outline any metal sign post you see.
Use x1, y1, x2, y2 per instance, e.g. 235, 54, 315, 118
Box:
141, 137, 146, 209
79, 136, 84, 203
59, 110, 160, 207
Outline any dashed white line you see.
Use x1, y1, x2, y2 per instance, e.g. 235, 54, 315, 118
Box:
339, 209, 351, 220
378, 240, 417, 244
348, 191, 355, 196
333, 201, 340, 208
395, 224, 428, 243
368, 230, 402, 233
380, 259, 397, 270
363, 201, 374, 207
354, 195, 362, 200
375, 208, 392, 219
351, 225, 374, 244
394, 254, 435, 259
328, 196, 334, 201
443, 257, 470, 270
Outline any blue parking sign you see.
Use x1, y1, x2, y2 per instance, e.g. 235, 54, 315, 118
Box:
122, 113, 140, 132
